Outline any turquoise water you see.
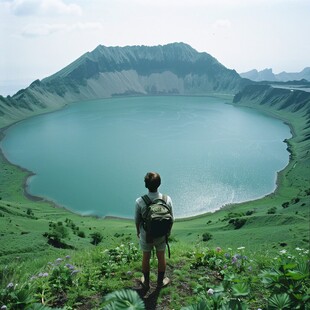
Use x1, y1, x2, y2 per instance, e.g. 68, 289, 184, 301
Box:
0, 96, 291, 218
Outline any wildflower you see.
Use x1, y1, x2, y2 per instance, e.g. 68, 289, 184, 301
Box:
1, 305, 8, 310
71, 269, 79, 275
216, 247, 222, 252
295, 247, 302, 251
30, 276, 37, 281
237, 246, 245, 250
207, 288, 214, 295
37, 272, 49, 278
65, 255, 71, 259
279, 249, 287, 254
224, 253, 230, 259
232, 256, 238, 264
55, 258, 63, 263
223, 264, 227, 269
6, 283, 14, 289
66, 264, 75, 270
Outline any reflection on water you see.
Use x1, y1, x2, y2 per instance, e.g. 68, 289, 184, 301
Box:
0, 96, 291, 218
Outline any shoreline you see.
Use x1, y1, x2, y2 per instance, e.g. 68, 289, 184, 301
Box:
0, 96, 296, 221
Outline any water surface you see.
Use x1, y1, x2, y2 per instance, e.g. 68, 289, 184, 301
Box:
0, 96, 291, 218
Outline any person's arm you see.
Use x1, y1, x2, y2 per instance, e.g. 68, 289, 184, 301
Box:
136, 223, 140, 238
135, 201, 142, 238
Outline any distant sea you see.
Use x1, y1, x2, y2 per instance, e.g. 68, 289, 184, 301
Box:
0, 96, 291, 218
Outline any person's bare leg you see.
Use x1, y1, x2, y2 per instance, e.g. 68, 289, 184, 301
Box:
142, 251, 151, 288
156, 250, 166, 286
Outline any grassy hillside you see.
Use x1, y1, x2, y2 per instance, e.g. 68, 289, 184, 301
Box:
0, 93, 309, 309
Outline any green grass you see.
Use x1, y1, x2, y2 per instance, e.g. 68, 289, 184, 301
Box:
0, 95, 309, 309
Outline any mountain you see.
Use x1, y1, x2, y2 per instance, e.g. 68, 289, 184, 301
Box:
240, 67, 310, 82
0, 43, 248, 127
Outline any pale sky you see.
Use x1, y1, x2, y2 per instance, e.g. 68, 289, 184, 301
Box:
1, 0, 309, 96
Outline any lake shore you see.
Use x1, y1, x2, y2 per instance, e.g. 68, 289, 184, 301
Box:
0, 95, 297, 222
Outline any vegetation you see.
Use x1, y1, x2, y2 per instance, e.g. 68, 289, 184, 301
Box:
0, 93, 309, 309
0, 243, 309, 309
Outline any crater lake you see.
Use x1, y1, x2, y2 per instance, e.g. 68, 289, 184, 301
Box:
0, 96, 291, 218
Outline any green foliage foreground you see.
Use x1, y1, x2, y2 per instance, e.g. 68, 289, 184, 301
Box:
0, 243, 309, 309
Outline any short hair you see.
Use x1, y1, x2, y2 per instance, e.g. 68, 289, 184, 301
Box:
144, 172, 161, 191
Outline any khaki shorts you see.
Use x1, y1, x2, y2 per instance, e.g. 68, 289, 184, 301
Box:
139, 236, 166, 252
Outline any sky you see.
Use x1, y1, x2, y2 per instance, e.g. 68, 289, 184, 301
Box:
1, 0, 310, 96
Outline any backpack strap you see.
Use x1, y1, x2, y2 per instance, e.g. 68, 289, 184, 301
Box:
141, 195, 152, 206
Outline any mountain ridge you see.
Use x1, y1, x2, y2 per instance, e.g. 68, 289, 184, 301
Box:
0, 42, 249, 127
240, 67, 310, 82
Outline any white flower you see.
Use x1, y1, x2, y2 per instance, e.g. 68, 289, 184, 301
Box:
295, 247, 302, 251
207, 288, 214, 295
279, 249, 287, 254
237, 246, 245, 250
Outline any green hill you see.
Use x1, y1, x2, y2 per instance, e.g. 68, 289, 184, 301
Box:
0, 44, 309, 309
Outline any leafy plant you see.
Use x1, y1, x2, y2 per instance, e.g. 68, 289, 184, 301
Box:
259, 250, 310, 309
102, 289, 145, 310
268, 293, 291, 309
202, 232, 212, 242
90, 232, 103, 245
267, 207, 277, 214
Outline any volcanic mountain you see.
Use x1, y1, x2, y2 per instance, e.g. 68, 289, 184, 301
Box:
0, 43, 248, 126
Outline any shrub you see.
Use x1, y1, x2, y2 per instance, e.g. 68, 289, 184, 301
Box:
228, 218, 247, 229
291, 197, 300, 204
26, 208, 34, 216
202, 232, 212, 241
267, 207, 277, 214
282, 202, 290, 208
223, 212, 245, 221
90, 232, 103, 245
77, 231, 85, 238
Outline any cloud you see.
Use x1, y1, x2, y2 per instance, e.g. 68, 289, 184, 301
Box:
10, 0, 82, 16
212, 19, 232, 29
21, 22, 103, 37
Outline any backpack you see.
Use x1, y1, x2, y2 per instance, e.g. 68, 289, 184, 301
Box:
141, 194, 173, 257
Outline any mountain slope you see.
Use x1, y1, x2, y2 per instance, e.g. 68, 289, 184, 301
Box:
0, 43, 247, 128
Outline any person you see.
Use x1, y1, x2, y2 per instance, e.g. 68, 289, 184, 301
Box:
135, 172, 174, 290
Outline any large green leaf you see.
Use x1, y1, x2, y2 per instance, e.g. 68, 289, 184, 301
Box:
103, 289, 145, 310
231, 283, 250, 297
181, 300, 210, 310
268, 293, 291, 309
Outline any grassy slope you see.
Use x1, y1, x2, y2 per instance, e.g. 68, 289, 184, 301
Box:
0, 95, 309, 267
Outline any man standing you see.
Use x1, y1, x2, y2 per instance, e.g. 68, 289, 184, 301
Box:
135, 172, 173, 290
